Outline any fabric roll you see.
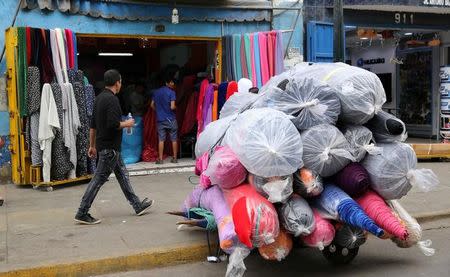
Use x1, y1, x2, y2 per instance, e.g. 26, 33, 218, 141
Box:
333, 162, 371, 197
202, 84, 215, 129
27, 66, 41, 115
26, 27, 32, 66
253, 32, 262, 88
50, 29, 64, 85
249, 34, 257, 87
226, 81, 238, 100
231, 35, 237, 81
37, 29, 55, 84
65, 29, 74, 69
73, 81, 89, 177
50, 82, 73, 180
258, 32, 270, 85
30, 113, 43, 166
267, 31, 276, 78
232, 34, 242, 81
196, 79, 210, 135
31, 28, 42, 67
212, 89, 218, 122
62, 83, 81, 179
18, 27, 28, 117
218, 82, 228, 113
72, 31, 78, 70
244, 34, 252, 82
226, 35, 234, 80
275, 30, 285, 75
39, 84, 60, 182
240, 35, 248, 79
55, 28, 69, 83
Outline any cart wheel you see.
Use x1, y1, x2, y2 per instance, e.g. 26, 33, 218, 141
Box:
322, 243, 359, 265
32, 185, 39, 190
46, 186, 54, 192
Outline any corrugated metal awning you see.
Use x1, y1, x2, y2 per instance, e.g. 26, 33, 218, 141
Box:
21, 0, 271, 22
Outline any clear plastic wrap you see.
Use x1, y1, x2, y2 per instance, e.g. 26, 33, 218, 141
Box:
219, 92, 259, 119
253, 76, 341, 130
195, 114, 237, 158
362, 142, 439, 200
278, 194, 316, 236
225, 244, 252, 277
292, 168, 324, 198
195, 151, 212, 189
334, 224, 367, 249
387, 200, 435, 256
183, 185, 238, 254
223, 183, 280, 248
365, 110, 408, 143
223, 108, 304, 177
301, 124, 355, 177
292, 62, 386, 125
258, 71, 293, 95
341, 125, 382, 162
248, 174, 293, 203
258, 228, 293, 261
204, 146, 247, 190
301, 209, 335, 250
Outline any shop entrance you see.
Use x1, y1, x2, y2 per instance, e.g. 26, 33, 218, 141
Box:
77, 34, 221, 162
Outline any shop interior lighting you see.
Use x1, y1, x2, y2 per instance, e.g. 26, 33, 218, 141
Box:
404, 32, 413, 36
360, 37, 369, 40
98, 52, 133, 57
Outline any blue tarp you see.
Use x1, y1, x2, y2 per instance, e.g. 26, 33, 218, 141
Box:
22, 0, 270, 22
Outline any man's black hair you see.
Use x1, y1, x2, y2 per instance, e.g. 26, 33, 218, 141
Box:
104, 69, 121, 86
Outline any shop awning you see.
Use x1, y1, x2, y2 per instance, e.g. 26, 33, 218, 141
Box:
21, 0, 271, 22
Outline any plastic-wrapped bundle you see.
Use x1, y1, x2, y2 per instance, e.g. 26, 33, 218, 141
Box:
387, 200, 435, 256
333, 162, 370, 197
301, 209, 335, 250
224, 108, 303, 177
334, 224, 367, 249
341, 125, 382, 162
362, 142, 439, 200
223, 183, 280, 248
292, 62, 386, 125
278, 194, 315, 236
258, 228, 293, 261
195, 151, 211, 189
248, 174, 293, 203
301, 124, 355, 177
183, 185, 237, 254
204, 146, 247, 190
195, 114, 237, 158
292, 168, 323, 198
225, 244, 251, 277
365, 110, 407, 143
313, 184, 384, 237
356, 190, 408, 240
258, 70, 292, 95
252, 76, 341, 130
219, 92, 259, 119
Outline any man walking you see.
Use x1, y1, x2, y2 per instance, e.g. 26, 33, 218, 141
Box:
151, 71, 178, 164
75, 69, 153, 225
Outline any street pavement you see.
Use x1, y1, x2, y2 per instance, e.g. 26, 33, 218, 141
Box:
0, 161, 449, 275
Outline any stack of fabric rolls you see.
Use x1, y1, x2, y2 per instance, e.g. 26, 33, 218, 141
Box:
171, 62, 439, 277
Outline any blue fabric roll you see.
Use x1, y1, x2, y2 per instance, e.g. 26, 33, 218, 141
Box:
218, 82, 228, 113
253, 32, 262, 88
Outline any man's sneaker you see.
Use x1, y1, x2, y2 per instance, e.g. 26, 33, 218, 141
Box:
74, 213, 102, 225
155, 159, 163, 165
136, 198, 154, 216
170, 157, 178, 163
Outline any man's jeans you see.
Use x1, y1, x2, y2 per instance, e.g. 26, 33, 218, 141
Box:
77, 149, 141, 215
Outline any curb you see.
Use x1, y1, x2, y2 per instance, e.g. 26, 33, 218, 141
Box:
0, 243, 209, 277
413, 209, 450, 223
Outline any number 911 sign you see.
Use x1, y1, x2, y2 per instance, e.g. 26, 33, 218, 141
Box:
394, 13, 414, 24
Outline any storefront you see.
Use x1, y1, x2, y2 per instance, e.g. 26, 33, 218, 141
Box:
1, 0, 304, 184
304, 0, 450, 139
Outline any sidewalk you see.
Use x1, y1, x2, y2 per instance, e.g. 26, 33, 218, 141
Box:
0, 162, 449, 276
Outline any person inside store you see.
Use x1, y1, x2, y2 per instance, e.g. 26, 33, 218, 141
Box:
75, 69, 154, 225
151, 69, 179, 164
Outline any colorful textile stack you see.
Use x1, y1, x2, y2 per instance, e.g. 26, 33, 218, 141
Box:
175, 62, 438, 277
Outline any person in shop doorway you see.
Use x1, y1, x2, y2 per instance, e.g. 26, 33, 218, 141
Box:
75, 69, 154, 225
151, 71, 178, 164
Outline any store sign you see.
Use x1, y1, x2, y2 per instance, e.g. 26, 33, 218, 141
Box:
357, 58, 385, 67
422, 0, 450, 7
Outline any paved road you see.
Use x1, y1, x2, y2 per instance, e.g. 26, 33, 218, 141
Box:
99, 220, 450, 277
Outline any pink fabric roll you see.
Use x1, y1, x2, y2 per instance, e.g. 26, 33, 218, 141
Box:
356, 190, 409, 240
258, 32, 270, 85
195, 151, 212, 189
250, 34, 257, 87
301, 209, 335, 250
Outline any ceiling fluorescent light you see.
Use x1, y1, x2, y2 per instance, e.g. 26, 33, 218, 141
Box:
404, 32, 413, 36
360, 37, 369, 40
98, 52, 133, 57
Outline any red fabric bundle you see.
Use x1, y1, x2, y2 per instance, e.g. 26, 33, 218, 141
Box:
226, 81, 238, 100
223, 183, 280, 248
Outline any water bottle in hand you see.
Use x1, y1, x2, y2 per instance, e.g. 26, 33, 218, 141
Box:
126, 113, 133, 135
